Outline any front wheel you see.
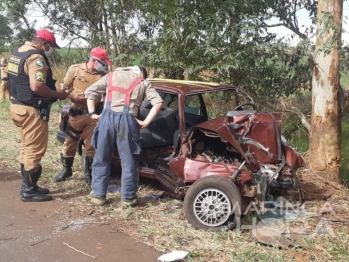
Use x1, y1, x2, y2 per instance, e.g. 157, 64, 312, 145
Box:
184, 176, 242, 232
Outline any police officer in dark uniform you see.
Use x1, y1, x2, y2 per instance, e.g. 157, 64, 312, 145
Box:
7, 29, 69, 202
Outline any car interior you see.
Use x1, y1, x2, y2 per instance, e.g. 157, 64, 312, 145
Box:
138, 93, 179, 148
138, 92, 208, 148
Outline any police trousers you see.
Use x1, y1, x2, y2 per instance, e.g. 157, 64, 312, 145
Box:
62, 114, 96, 158
10, 104, 48, 170
91, 107, 141, 201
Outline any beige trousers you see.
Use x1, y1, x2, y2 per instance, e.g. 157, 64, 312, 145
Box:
10, 104, 48, 170
62, 114, 96, 158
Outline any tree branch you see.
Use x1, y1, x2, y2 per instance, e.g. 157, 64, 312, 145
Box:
15, 0, 32, 32
263, 23, 287, 28
286, 107, 311, 131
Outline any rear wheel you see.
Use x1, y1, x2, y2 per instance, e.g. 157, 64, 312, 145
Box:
184, 176, 242, 231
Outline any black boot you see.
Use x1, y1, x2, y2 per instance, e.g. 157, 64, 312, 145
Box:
21, 168, 52, 202
19, 164, 49, 195
54, 154, 74, 182
84, 157, 93, 186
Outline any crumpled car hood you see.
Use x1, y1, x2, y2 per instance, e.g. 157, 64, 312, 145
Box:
186, 111, 290, 172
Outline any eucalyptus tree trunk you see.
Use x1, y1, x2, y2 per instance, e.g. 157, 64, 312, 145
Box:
310, 0, 343, 182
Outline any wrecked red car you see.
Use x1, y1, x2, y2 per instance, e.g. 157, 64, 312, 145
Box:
57, 79, 303, 231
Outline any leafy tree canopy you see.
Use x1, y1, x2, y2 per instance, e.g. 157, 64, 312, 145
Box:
1, 0, 343, 106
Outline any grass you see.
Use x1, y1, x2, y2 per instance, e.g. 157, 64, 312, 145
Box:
56, 47, 85, 57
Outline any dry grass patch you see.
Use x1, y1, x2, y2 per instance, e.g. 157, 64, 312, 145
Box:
1, 101, 349, 261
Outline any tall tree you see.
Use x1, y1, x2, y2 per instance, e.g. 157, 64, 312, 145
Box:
309, 0, 343, 182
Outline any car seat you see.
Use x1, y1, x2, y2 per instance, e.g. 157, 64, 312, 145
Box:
138, 100, 178, 148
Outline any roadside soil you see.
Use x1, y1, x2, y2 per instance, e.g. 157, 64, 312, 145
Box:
0, 162, 161, 262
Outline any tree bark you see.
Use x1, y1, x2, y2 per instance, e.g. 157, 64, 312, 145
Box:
310, 0, 343, 182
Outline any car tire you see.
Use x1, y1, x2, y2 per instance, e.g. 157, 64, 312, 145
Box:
184, 176, 242, 232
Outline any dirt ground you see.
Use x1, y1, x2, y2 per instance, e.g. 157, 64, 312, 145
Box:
0, 162, 161, 262
298, 169, 346, 201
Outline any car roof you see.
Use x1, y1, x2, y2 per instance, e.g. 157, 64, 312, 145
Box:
149, 78, 237, 95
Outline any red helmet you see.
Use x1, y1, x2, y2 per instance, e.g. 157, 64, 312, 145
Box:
34, 29, 60, 49
90, 47, 111, 65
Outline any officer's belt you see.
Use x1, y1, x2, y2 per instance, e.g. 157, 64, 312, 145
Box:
11, 99, 51, 107
69, 107, 88, 116
11, 99, 36, 106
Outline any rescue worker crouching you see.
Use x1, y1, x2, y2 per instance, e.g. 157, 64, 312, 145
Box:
8, 29, 69, 202
54, 47, 111, 186
85, 66, 163, 207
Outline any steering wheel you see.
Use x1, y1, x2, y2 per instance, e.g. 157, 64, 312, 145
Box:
233, 103, 256, 111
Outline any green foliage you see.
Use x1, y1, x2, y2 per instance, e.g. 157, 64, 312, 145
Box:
30, 0, 144, 66
281, 91, 312, 152
340, 46, 349, 76
283, 116, 309, 152
10, 28, 35, 48
136, 0, 317, 104
316, 11, 342, 55
0, 14, 13, 50
0, 0, 36, 50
